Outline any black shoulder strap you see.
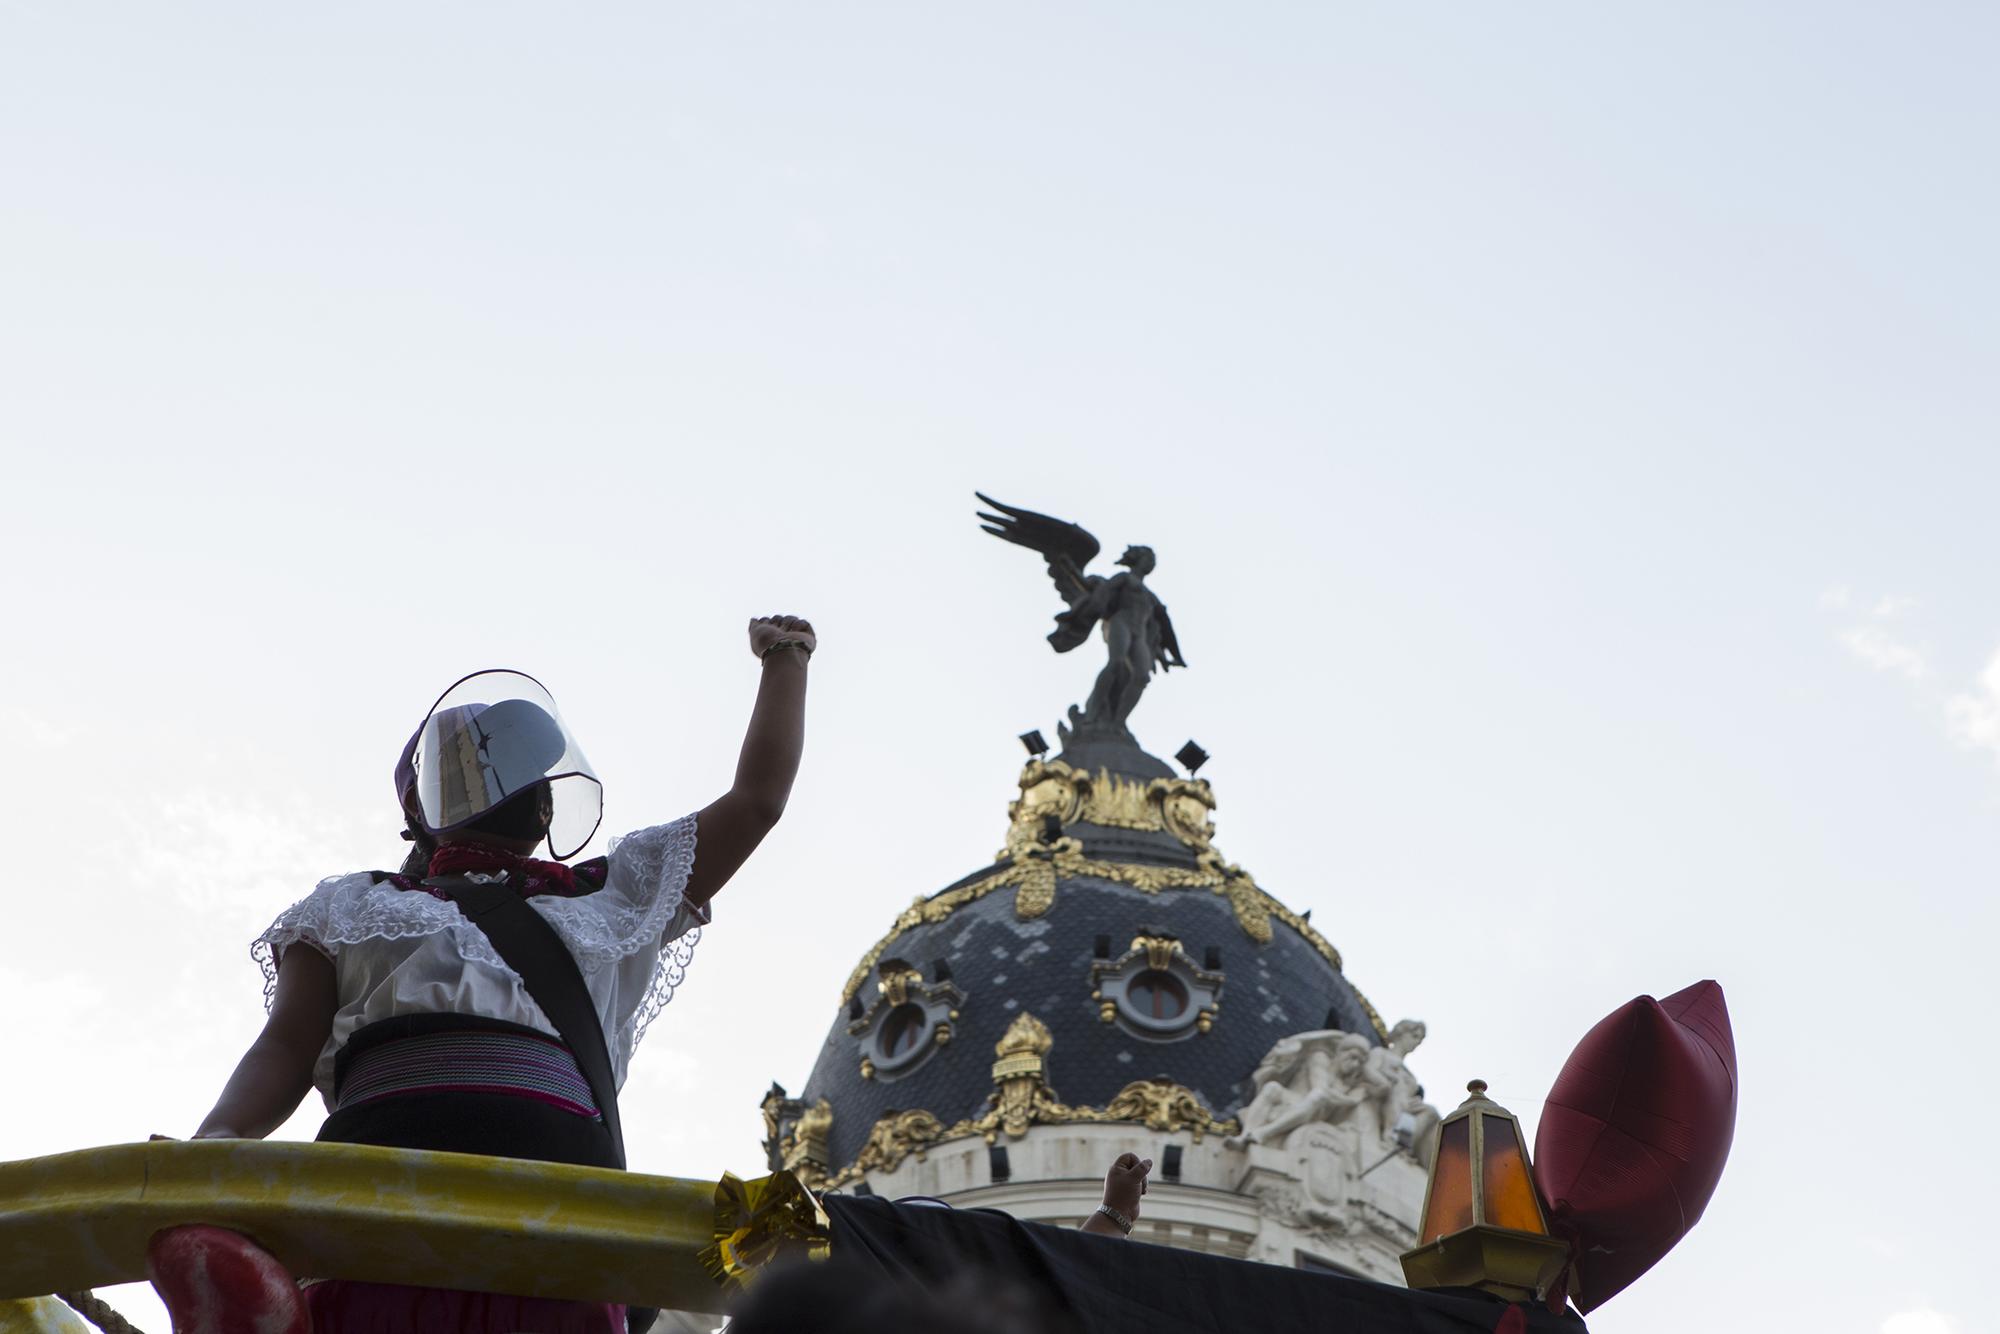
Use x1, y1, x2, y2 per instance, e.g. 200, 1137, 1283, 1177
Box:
431, 875, 626, 1169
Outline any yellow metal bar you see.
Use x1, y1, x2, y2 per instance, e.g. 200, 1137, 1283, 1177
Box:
0, 1298, 93, 1334
0, 1140, 732, 1313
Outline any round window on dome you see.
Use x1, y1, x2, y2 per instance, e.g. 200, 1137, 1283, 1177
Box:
851, 976, 964, 1080
878, 1003, 929, 1060
1126, 970, 1189, 1023
1089, 937, 1222, 1040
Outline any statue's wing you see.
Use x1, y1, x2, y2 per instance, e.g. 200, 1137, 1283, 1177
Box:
1248, 1036, 1303, 1089
1244, 1030, 1347, 1099
1293, 1031, 1349, 1062
975, 492, 1102, 607
1152, 600, 1186, 670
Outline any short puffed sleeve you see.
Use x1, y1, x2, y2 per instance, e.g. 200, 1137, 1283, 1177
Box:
529, 814, 705, 1065
250, 871, 509, 1009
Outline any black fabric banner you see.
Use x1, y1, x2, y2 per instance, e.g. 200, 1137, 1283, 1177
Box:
821, 1196, 1588, 1334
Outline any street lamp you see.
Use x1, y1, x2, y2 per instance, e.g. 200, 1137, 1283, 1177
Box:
1400, 1080, 1570, 1304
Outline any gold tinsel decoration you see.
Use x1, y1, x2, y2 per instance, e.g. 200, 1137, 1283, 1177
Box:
699, 1170, 832, 1293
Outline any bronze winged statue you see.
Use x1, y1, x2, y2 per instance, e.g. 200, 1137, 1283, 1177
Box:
976, 492, 1186, 744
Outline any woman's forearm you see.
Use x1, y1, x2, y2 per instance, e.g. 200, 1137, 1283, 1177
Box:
730, 650, 808, 820
684, 619, 814, 906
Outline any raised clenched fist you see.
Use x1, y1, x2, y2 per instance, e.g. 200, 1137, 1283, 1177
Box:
1102, 1151, 1152, 1219
748, 614, 817, 660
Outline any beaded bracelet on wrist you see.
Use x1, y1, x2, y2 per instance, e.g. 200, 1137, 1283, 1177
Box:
760, 638, 814, 661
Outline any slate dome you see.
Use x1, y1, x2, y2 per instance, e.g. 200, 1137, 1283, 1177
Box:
781, 735, 1387, 1176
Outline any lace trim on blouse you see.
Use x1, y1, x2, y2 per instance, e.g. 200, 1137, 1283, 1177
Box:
251, 814, 702, 1052
549, 816, 702, 1046
251, 873, 504, 995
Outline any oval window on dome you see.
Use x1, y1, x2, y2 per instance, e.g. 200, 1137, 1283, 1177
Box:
1126, 970, 1189, 1022
1091, 937, 1222, 1040
852, 974, 964, 1080
878, 1003, 929, 1060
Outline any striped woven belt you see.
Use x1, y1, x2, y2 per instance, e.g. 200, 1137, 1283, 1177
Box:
335, 1028, 601, 1121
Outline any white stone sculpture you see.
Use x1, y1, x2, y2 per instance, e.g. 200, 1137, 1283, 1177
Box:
1364, 1018, 1441, 1167
1226, 1030, 1379, 1151
1228, 1029, 1390, 1233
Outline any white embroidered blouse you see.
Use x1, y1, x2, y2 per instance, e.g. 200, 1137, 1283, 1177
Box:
252, 815, 703, 1107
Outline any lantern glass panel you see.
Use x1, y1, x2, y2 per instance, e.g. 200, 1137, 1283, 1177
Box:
1421, 1116, 1475, 1243
1477, 1114, 1545, 1234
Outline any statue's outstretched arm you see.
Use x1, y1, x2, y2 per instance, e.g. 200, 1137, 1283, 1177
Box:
1047, 553, 1097, 608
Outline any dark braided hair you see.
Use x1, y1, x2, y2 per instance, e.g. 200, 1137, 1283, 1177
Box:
397, 815, 438, 877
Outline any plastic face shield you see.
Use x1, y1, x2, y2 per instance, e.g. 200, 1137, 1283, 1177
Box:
405, 670, 603, 859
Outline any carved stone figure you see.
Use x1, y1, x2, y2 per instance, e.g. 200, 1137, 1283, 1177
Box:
1230, 1030, 1387, 1233
1292, 1121, 1359, 1231
782, 1097, 834, 1186
1365, 1019, 1442, 1166
976, 493, 1186, 743
759, 1082, 809, 1172
1226, 1030, 1376, 1152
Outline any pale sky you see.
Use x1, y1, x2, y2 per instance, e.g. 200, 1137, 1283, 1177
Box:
3, 5, 1996, 1333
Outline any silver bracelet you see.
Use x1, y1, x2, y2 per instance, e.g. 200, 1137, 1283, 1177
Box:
1095, 1204, 1133, 1235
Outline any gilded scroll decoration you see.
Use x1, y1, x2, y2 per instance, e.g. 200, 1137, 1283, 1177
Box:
1001, 760, 1086, 859
822, 1010, 1240, 1186
999, 760, 1218, 859
1159, 784, 1217, 851
850, 1109, 949, 1176
1100, 1080, 1236, 1142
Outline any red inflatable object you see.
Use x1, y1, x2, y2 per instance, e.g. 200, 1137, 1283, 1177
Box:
1532, 980, 1736, 1313
145, 1224, 310, 1334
